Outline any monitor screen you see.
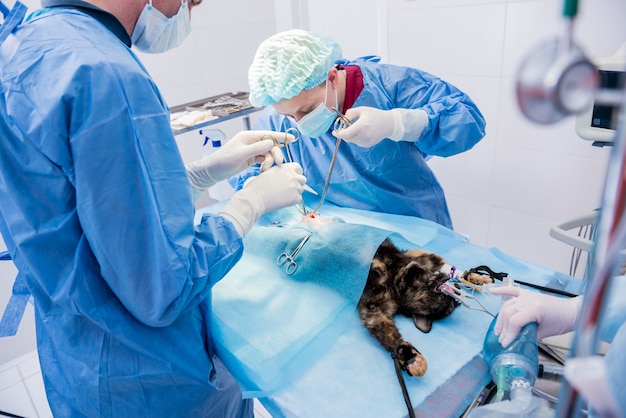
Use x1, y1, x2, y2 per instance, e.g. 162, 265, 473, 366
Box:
576, 69, 625, 145
591, 70, 624, 130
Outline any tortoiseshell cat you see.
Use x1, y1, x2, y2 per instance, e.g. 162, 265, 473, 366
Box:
357, 238, 492, 377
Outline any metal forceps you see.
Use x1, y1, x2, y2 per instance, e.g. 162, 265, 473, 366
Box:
309, 108, 352, 215
264, 129, 308, 215
263, 128, 300, 163
276, 231, 314, 274
333, 108, 353, 132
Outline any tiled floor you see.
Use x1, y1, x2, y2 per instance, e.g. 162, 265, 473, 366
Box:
0, 350, 273, 417
0, 350, 51, 418
253, 399, 273, 418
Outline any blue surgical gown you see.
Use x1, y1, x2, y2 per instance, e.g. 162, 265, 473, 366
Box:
235, 58, 486, 230
0, 4, 251, 417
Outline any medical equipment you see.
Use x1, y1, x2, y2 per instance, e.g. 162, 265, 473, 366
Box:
516, 0, 598, 124
436, 266, 497, 318
333, 107, 353, 131
558, 108, 626, 417
276, 231, 315, 274
169, 92, 258, 134
515, 0, 626, 414
484, 318, 539, 403
307, 108, 348, 215
281, 128, 299, 164
549, 211, 598, 279
467, 319, 555, 418
575, 43, 626, 146
263, 129, 299, 164
265, 128, 310, 215
438, 281, 495, 317
185, 93, 252, 116
466, 280, 557, 418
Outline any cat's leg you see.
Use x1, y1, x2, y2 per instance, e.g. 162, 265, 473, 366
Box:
394, 341, 428, 377
357, 301, 428, 377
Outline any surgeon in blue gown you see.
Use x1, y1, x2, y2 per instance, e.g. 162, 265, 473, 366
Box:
0, 1, 306, 417
240, 29, 487, 230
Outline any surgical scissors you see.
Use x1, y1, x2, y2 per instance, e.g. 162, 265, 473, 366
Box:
276, 231, 314, 275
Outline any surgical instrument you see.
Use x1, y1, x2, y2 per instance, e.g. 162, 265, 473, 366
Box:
264, 128, 299, 162
308, 108, 349, 215
265, 129, 309, 215
333, 109, 353, 131
276, 231, 315, 274
282, 127, 299, 164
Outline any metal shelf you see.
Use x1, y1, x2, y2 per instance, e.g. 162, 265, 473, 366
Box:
170, 91, 261, 135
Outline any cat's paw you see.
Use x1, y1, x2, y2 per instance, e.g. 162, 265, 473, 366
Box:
396, 342, 428, 377
464, 272, 493, 285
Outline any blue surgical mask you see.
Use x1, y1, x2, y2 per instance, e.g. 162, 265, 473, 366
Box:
131, 0, 192, 54
297, 81, 338, 138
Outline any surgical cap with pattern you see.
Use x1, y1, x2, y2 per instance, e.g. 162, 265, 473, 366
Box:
248, 29, 342, 107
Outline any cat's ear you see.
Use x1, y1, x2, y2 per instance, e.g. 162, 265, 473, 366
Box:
397, 261, 424, 281
413, 315, 433, 333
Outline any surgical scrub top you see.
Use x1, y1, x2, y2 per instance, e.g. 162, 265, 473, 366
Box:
236, 58, 486, 230
0, 2, 252, 417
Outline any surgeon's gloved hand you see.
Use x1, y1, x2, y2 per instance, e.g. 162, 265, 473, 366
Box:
333, 106, 428, 147
186, 130, 294, 199
219, 162, 306, 237
488, 286, 583, 347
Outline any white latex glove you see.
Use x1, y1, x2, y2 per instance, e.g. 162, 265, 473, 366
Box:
333, 106, 428, 147
186, 130, 294, 197
488, 286, 583, 347
219, 163, 306, 237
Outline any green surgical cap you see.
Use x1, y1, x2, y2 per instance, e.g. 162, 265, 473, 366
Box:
248, 29, 342, 107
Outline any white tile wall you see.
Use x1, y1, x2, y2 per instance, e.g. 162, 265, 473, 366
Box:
307, 0, 382, 60
379, 0, 624, 275
389, 3, 507, 78
134, 0, 277, 107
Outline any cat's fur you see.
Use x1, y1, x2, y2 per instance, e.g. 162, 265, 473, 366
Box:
357, 238, 491, 377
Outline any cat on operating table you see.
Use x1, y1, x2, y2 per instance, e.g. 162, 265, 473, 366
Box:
357, 238, 492, 377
